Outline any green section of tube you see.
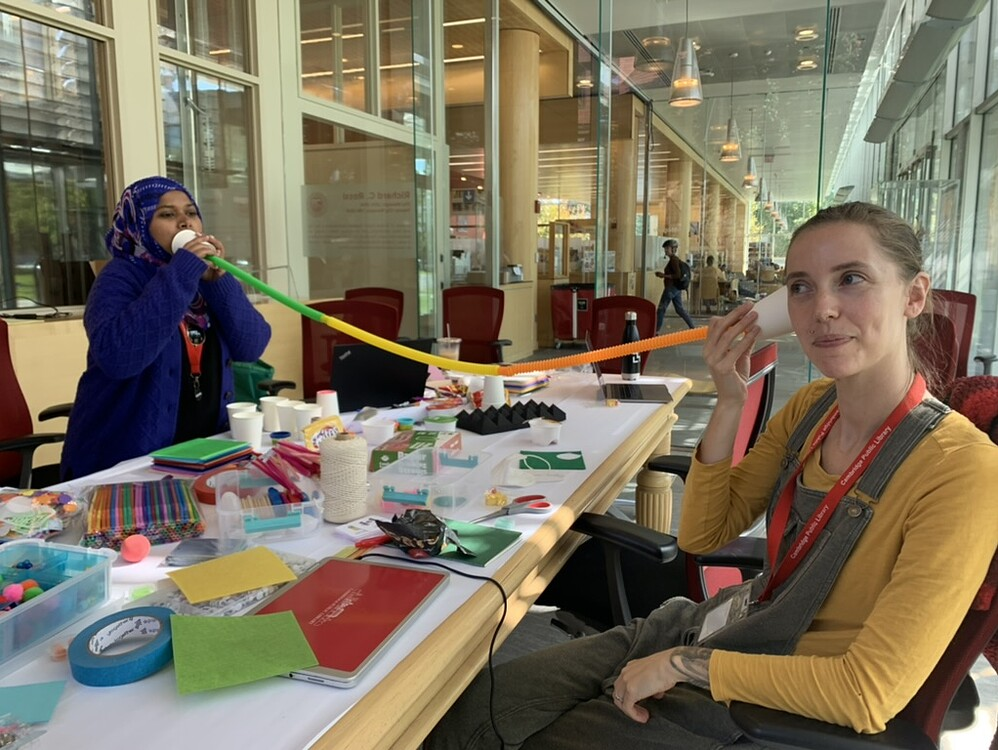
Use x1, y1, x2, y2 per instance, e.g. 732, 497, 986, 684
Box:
209, 256, 325, 324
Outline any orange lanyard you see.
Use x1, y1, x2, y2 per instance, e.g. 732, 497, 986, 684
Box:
180, 322, 205, 401
757, 374, 926, 602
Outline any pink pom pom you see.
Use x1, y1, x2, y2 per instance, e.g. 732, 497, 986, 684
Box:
3, 583, 24, 603
121, 534, 152, 563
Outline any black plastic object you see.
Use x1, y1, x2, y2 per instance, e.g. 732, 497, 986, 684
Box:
621, 310, 641, 380
455, 401, 567, 435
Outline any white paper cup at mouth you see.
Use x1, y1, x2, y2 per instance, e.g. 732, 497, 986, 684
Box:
482, 375, 507, 409
362, 418, 396, 446
528, 418, 562, 445
752, 286, 793, 340
316, 389, 340, 418
229, 410, 264, 451
225, 402, 258, 424
258, 395, 288, 432
171, 229, 198, 252
277, 399, 304, 433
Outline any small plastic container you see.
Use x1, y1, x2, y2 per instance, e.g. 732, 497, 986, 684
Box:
214, 467, 323, 542
0, 539, 116, 670
371, 447, 486, 515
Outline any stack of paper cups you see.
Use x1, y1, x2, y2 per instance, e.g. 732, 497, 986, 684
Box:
277, 400, 304, 434
294, 403, 323, 434
482, 375, 507, 409
320, 433, 369, 523
316, 390, 340, 418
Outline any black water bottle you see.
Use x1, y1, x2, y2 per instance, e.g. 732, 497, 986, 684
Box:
621, 311, 641, 381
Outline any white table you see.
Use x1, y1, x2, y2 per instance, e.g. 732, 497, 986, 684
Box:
2, 371, 690, 749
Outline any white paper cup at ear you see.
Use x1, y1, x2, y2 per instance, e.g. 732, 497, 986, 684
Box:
69, 606, 175, 687
753, 286, 793, 340
482, 375, 507, 409
258, 395, 288, 432
229, 410, 264, 451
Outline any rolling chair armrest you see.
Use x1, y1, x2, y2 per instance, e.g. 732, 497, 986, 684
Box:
38, 403, 72, 421
571, 512, 678, 563
256, 378, 297, 397
646, 454, 692, 481
974, 352, 996, 375
727, 702, 935, 750
493, 338, 513, 346
0, 433, 66, 488
694, 536, 766, 568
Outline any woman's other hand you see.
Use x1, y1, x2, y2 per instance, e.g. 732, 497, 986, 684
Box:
703, 302, 759, 405
612, 646, 713, 723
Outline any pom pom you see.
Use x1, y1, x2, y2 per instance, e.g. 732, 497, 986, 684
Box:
18, 578, 38, 591
121, 534, 152, 563
3, 583, 24, 603
22, 586, 43, 601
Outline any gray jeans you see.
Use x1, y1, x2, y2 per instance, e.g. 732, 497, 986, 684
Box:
424, 599, 760, 750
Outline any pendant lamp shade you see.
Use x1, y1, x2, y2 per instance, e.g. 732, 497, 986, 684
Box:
720, 117, 742, 162
743, 156, 758, 189
635, 36, 674, 74
764, 190, 773, 210
669, 37, 703, 107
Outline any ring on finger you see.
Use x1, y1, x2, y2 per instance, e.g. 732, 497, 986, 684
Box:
613, 693, 622, 702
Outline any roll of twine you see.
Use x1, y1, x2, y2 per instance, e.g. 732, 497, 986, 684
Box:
320, 433, 369, 523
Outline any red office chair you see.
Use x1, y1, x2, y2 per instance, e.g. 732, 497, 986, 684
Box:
933, 289, 996, 376
0, 318, 70, 487
913, 312, 959, 395
344, 287, 404, 327
441, 286, 511, 364
590, 295, 657, 375
300, 300, 401, 399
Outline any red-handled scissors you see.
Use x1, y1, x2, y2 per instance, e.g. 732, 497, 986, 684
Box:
471, 495, 552, 523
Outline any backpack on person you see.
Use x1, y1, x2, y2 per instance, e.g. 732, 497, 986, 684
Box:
676, 259, 692, 291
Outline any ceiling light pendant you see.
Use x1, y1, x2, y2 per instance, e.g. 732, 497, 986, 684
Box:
742, 156, 758, 189
635, 36, 673, 74
719, 56, 741, 161
670, 1, 702, 107
764, 190, 773, 210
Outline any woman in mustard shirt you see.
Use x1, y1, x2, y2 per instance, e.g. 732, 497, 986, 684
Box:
426, 202, 998, 748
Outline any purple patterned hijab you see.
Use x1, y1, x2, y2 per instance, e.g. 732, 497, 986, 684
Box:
105, 176, 209, 328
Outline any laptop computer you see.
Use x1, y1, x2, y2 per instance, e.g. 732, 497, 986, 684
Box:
253, 557, 448, 688
330, 338, 434, 412
587, 334, 673, 404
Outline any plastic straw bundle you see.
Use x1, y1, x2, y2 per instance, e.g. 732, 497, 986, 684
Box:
81, 479, 204, 550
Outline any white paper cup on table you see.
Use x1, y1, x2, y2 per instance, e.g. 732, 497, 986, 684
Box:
277, 399, 304, 433
229, 410, 264, 452
752, 286, 793, 340
482, 375, 506, 409
294, 403, 323, 433
361, 418, 396, 447
315, 389, 340, 418
258, 395, 288, 432
528, 418, 562, 446
225, 402, 258, 425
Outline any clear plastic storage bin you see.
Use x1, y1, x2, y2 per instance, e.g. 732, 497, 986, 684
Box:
0, 539, 116, 669
214, 468, 323, 542
371, 448, 487, 515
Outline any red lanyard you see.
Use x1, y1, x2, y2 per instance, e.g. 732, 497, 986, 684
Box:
757, 374, 926, 602
180, 323, 204, 402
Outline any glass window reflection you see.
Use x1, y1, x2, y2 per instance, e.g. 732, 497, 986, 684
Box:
157, 0, 249, 72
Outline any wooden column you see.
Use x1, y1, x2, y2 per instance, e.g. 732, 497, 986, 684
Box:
678, 158, 693, 253
706, 180, 721, 256
499, 28, 540, 277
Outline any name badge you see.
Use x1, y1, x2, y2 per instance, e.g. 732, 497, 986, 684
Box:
698, 586, 751, 643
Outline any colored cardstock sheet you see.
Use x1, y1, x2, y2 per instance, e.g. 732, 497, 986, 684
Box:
519, 450, 586, 470
170, 612, 317, 694
0, 680, 66, 724
166, 546, 297, 604
439, 521, 521, 567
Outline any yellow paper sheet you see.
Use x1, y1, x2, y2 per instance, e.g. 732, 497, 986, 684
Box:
166, 546, 297, 603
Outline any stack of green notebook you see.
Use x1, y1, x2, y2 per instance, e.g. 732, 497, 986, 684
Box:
150, 438, 254, 474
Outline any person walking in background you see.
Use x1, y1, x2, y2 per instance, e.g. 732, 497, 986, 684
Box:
655, 239, 695, 331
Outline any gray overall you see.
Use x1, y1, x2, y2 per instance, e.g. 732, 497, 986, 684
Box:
425, 390, 949, 750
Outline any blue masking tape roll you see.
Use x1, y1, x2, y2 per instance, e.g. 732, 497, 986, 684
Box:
69, 606, 175, 687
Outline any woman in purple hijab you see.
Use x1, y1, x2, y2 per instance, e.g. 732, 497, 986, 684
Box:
61, 177, 271, 478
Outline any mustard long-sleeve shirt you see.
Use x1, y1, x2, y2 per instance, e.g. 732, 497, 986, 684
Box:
679, 379, 998, 733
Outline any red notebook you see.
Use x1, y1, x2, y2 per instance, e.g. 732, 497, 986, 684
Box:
253, 557, 447, 687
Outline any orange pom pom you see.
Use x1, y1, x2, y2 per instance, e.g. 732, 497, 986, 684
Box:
121, 534, 151, 563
